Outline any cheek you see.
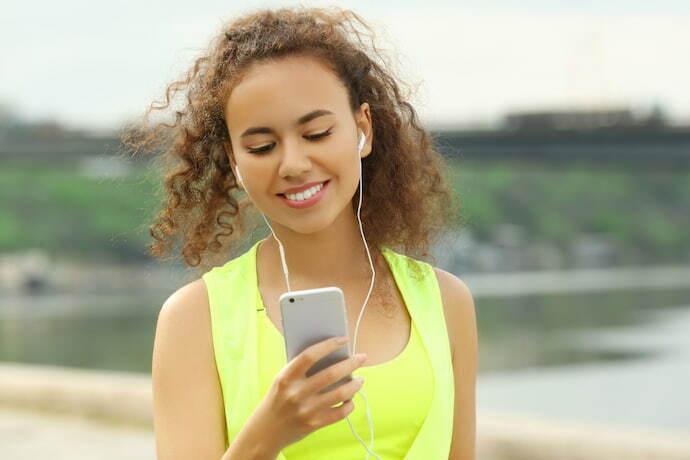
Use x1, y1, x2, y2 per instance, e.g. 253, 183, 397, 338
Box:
242, 164, 272, 194
331, 154, 360, 184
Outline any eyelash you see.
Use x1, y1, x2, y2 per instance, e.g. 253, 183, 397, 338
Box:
247, 129, 332, 154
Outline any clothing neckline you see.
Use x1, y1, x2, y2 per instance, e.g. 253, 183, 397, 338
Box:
251, 237, 415, 369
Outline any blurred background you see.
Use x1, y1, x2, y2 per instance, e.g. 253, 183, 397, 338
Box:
1, 0, 689, 459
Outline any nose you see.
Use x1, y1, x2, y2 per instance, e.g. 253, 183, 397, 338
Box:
277, 139, 312, 179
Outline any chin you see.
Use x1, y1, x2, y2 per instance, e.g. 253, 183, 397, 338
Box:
273, 204, 352, 236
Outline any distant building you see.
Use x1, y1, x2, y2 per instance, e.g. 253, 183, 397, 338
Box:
502, 107, 666, 132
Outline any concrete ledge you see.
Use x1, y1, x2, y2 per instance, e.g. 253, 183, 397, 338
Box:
477, 413, 690, 460
2, 363, 690, 459
0, 405, 154, 460
0, 362, 152, 429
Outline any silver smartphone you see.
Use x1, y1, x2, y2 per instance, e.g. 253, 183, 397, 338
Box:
279, 286, 353, 394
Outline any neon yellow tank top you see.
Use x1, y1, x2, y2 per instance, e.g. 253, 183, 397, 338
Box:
202, 238, 455, 459
256, 282, 433, 458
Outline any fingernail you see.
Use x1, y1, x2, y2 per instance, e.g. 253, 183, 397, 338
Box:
336, 336, 349, 344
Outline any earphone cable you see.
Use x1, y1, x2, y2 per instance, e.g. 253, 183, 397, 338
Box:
243, 131, 381, 459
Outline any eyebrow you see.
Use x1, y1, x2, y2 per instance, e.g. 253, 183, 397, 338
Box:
239, 109, 334, 138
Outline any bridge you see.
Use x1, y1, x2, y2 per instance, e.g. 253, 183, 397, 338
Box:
2, 126, 689, 170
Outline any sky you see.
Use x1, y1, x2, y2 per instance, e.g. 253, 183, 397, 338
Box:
1, 0, 689, 134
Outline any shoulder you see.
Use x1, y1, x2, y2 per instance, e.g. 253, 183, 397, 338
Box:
159, 278, 210, 325
432, 266, 477, 362
155, 278, 213, 365
432, 266, 474, 305
155, 278, 213, 362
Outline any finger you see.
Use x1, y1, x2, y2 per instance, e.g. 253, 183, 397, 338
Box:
287, 336, 350, 380
314, 376, 364, 409
305, 353, 367, 395
312, 399, 356, 429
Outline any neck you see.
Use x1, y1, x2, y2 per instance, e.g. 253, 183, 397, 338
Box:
258, 208, 381, 291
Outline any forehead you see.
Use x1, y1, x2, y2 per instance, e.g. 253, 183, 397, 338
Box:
224, 55, 350, 131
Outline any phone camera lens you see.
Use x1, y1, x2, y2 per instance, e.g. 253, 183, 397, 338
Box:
289, 298, 294, 303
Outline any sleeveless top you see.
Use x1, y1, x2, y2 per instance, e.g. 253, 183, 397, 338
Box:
256, 278, 432, 458
202, 238, 455, 459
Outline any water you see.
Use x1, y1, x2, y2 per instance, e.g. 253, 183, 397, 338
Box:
0, 292, 166, 373
475, 288, 690, 435
1, 286, 689, 434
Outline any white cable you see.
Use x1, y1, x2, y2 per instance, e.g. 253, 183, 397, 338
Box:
239, 130, 381, 459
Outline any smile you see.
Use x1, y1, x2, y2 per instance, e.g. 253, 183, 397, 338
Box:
278, 180, 330, 208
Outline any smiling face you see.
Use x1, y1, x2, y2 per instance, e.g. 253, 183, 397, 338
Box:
223, 54, 372, 235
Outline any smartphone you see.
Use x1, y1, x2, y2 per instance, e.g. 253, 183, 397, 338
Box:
279, 286, 353, 394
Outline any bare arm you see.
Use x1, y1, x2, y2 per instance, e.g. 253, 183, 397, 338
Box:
153, 279, 274, 459
220, 405, 281, 460
435, 268, 478, 460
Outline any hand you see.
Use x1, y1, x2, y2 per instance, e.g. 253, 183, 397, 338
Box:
252, 336, 367, 451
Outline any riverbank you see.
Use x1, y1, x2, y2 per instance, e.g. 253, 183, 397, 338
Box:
461, 264, 690, 297
1, 362, 689, 460
4, 258, 690, 298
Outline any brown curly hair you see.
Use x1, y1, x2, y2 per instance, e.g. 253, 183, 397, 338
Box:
118, 5, 461, 277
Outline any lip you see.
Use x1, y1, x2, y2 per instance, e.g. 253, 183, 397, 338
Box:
278, 180, 329, 195
277, 180, 329, 209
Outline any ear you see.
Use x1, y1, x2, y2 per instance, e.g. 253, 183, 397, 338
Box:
222, 141, 243, 188
355, 102, 373, 159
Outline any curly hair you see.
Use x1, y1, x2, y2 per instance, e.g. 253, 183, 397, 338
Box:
119, 5, 461, 277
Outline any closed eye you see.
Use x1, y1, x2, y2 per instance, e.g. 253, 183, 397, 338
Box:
305, 129, 332, 140
247, 129, 332, 154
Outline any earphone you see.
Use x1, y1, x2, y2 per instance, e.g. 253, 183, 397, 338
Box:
235, 130, 381, 459
236, 164, 243, 185
357, 129, 366, 155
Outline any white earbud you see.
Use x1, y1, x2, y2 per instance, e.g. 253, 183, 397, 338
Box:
235, 165, 243, 185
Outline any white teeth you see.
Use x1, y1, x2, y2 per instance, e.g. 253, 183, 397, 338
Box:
285, 182, 324, 201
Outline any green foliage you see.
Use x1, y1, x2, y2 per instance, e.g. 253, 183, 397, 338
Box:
0, 159, 160, 262
1, 157, 688, 264
448, 158, 690, 262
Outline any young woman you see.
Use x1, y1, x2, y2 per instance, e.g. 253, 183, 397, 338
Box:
122, 6, 477, 460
